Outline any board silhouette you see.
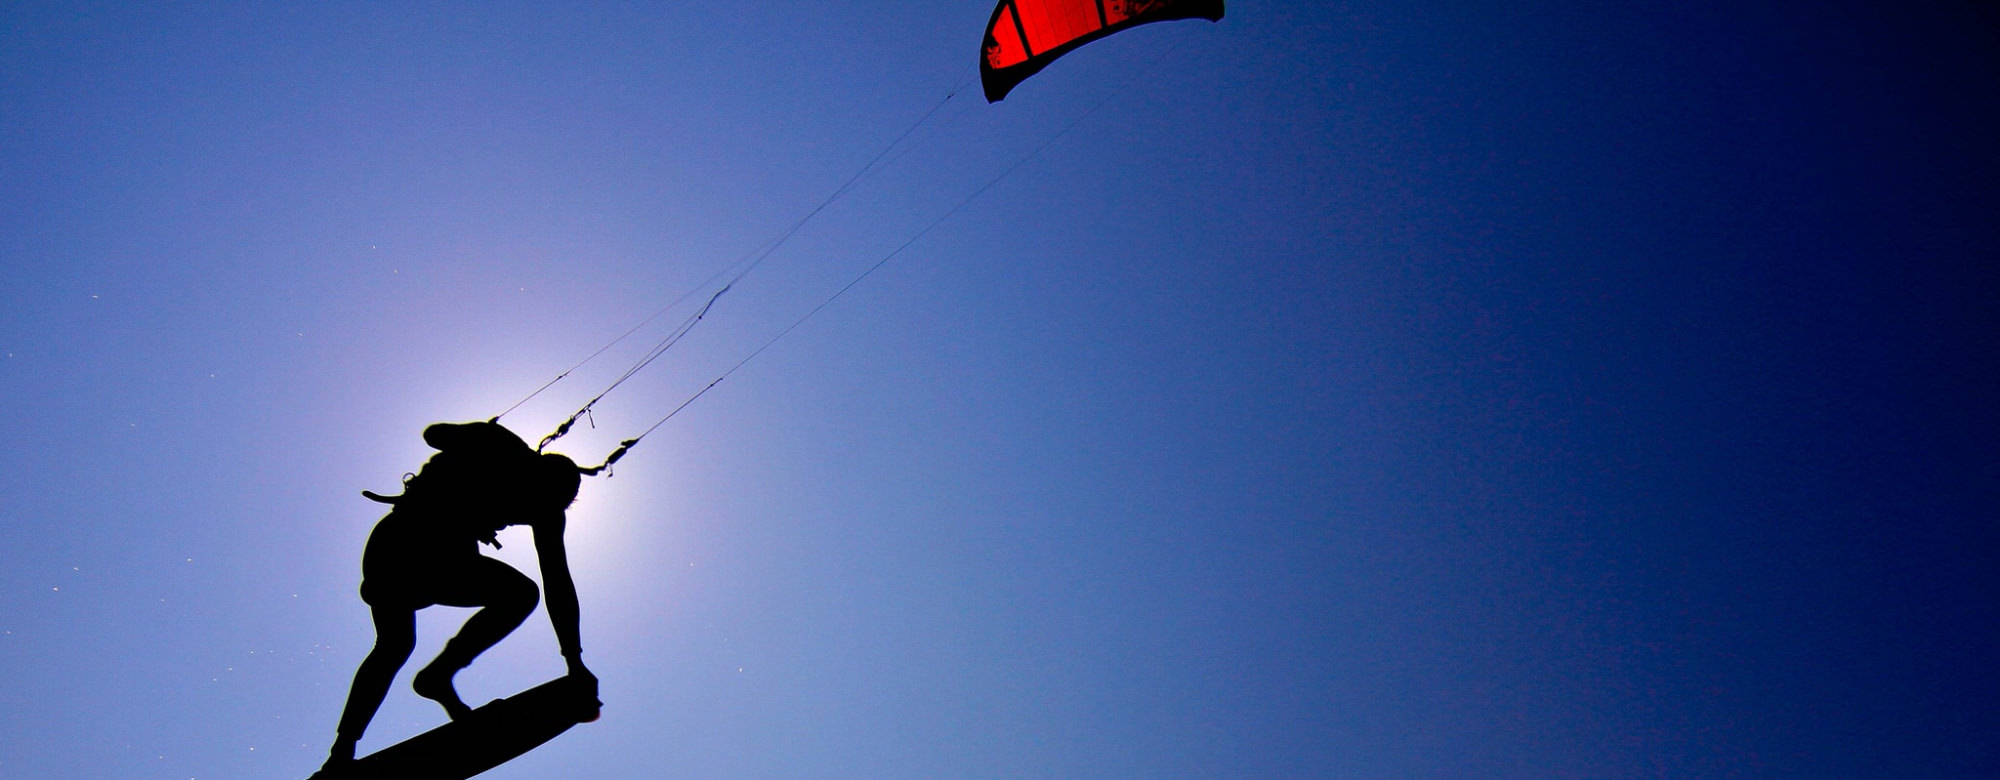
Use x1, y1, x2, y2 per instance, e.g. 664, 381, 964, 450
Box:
310, 674, 600, 780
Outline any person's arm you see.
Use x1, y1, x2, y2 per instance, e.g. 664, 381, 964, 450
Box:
532, 512, 592, 679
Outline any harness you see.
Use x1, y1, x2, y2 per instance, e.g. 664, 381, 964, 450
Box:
363, 420, 548, 549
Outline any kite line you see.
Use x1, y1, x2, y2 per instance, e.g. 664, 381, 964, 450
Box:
501, 29, 1206, 475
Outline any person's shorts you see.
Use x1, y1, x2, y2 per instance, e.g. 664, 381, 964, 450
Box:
358, 512, 488, 609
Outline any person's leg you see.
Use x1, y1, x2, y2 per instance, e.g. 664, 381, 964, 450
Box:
412, 556, 540, 718
327, 604, 417, 764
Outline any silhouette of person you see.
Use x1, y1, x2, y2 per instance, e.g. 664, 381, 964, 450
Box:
321, 420, 595, 771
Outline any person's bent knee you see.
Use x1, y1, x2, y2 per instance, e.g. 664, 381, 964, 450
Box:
517, 579, 541, 612
505, 576, 540, 614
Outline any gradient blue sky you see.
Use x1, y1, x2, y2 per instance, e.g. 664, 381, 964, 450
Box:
4, 3, 1997, 778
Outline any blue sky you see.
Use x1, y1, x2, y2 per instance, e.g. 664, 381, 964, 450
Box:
3, 2, 1997, 778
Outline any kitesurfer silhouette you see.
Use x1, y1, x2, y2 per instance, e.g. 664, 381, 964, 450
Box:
319, 420, 596, 773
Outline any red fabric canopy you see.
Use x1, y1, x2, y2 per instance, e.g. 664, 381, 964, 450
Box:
981, 0, 1224, 102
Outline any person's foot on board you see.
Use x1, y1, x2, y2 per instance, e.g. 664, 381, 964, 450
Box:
412, 663, 473, 720
309, 739, 355, 779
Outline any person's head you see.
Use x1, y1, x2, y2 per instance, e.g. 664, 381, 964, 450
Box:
537, 452, 584, 510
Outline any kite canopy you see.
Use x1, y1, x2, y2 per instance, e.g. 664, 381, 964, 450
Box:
980, 0, 1224, 102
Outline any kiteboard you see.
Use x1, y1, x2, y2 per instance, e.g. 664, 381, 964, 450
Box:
309, 674, 600, 780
